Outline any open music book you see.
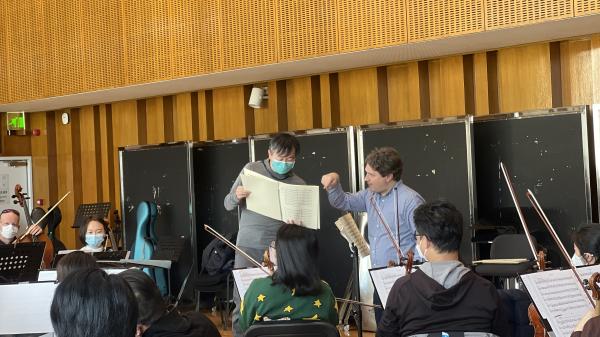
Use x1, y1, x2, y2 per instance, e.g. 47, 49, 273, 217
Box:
369, 266, 415, 309
520, 265, 600, 337
241, 168, 320, 229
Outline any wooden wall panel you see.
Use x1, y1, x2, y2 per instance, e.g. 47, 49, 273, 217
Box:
146, 97, 167, 144
561, 39, 594, 106
197, 91, 210, 140
387, 62, 421, 122
212, 86, 249, 140
593, 35, 600, 103
286, 77, 315, 131
98, 104, 115, 205
497, 44, 552, 113
407, 0, 484, 42
44, 0, 84, 97
319, 75, 333, 128
473, 52, 490, 115
111, 100, 140, 211
121, 0, 172, 84
486, 0, 573, 29
428, 56, 466, 118
338, 0, 406, 51
173, 93, 194, 141
169, 0, 222, 77
80, 0, 125, 91
254, 81, 283, 135
575, 0, 600, 16
0, 3, 8, 104
221, 0, 277, 69
79, 106, 101, 204
338, 68, 380, 126
5, 0, 47, 102
30, 112, 54, 208
55, 110, 82, 249
278, 0, 337, 61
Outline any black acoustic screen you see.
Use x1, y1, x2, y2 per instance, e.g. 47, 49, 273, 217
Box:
252, 129, 356, 297
359, 119, 475, 263
474, 108, 592, 267
192, 141, 250, 272
120, 143, 194, 294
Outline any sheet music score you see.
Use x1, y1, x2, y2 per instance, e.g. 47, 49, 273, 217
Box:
241, 168, 320, 229
38, 268, 127, 282
233, 267, 269, 299
521, 269, 593, 337
369, 266, 409, 309
0, 282, 57, 334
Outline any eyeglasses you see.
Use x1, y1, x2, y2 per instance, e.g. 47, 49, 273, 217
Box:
1, 209, 20, 217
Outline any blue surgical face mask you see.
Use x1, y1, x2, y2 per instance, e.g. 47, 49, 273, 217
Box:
271, 159, 295, 175
85, 234, 105, 248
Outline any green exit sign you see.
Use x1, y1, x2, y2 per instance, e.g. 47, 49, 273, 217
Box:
6, 111, 26, 135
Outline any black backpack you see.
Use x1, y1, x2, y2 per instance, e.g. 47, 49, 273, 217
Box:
200, 232, 237, 275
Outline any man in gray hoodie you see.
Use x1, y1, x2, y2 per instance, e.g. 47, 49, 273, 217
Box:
224, 133, 305, 337
377, 200, 510, 337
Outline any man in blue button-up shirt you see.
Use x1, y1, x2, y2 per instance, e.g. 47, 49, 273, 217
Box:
321, 147, 424, 320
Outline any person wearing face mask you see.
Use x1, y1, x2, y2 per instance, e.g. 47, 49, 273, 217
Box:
321, 147, 424, 322
224, 133, 305, 337
377, 200, 510, 337
0, 209, 44, 245
79, 216, 109, 252
570, 224, 600, 267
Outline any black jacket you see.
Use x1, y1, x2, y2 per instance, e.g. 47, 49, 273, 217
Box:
143, 310, 221, 337
377, 269, 511, 337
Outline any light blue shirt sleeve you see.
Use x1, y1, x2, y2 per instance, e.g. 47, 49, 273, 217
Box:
326, 182, 369, 212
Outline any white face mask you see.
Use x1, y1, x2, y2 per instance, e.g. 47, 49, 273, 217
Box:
1, 224, 18, 240
571, 253, 587, 267
415, 239, 428, 262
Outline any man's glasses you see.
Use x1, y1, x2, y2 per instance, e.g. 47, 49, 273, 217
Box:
1, 209, 20, 217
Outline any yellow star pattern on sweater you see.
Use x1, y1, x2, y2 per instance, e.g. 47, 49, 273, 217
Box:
254, 313, 262, 321
313, 299, 322, 308
240, 300, 244, 313
291, 288, 296, 296
283, 305, 294, 313
257, 294, 266, 302
303, 314, 319, 320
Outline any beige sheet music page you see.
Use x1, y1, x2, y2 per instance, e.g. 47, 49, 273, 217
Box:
279, 183, 320, 229
521, 269, 593, 337
241, 168, 282, 220
369, 266, 407, 309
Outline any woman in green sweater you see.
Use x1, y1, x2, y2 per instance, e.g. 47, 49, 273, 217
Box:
240, 224, 338, 331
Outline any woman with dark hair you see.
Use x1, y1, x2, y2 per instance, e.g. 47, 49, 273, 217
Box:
51, 268, 138, 337
119, 269, 220, 337
571, 224, 600, 266
56, 250, 99, 282
239, 224, 338, 332
79, 216, 109, 252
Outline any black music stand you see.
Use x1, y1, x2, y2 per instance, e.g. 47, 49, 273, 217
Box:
0, 242, 45, 284
72, 202, 111, 228
93, 250, 129, 261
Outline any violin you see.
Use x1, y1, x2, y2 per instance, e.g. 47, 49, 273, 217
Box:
527, 250, 549, 337
387, 249, 414, 275
12, 184, 54, 268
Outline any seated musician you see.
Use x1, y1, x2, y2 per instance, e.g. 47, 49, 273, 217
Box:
571, 224, 600, 266
79, 216, 109, 252
56, 250, 99, 282
377, 200, 510, 337
239, 224, 338, 332
0, 208, 43, 245
120, 269, 221, 337
51, 268, 138, 337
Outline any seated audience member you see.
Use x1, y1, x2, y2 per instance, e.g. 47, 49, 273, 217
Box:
240, 224, 338, 332
119, 268, 221, 337
571, 224, 600, 266
51, 268, 138, 337
79, 216, 109, 252
56, 250, 99, 282
377, 200, 510, 337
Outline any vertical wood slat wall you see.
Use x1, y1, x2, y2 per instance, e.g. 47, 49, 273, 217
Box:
2, 0, 599, 104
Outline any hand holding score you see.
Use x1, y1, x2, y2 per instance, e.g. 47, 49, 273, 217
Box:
236, 186, 251, 200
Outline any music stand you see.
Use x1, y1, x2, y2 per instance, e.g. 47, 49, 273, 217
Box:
72, 202, 111, 228
0, 242, 45, 284
152, 236, 186, 262
93, 250, 129, 261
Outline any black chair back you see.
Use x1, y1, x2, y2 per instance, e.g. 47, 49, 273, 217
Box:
245, 321, 339, 337
490, 234, 536, 259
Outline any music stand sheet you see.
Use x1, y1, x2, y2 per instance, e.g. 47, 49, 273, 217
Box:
369, 266, 410, 309
233, 267, 269, 299
521, 269, 593, 337
0, 282, 57, 334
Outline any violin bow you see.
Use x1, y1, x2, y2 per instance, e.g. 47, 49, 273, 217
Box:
18, 191, 71, 240
525, 189, 595, 306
